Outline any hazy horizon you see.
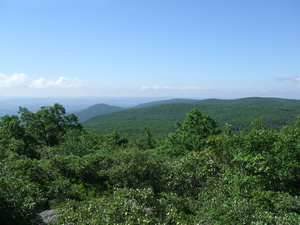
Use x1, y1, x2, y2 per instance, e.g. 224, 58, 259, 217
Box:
1, 0, 299, 99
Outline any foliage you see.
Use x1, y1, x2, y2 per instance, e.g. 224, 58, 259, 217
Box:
0, 104, 82, 159
107, 148, 166, 193
18, 104, 82, 147
83, 97, 300, 137
0, 104, 299, 224
58, 188, 161, 224
164, 151, 222, 197
164, 108, 221, 154
0, 163, 47, 225
132, 127, 157, 150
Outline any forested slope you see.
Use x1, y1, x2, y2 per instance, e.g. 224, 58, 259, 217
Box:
75, 103, 123, 123
134, 98, 199, 108
83, 97, 300, 137
193, 97, 300, 106
1, 104, 299, 224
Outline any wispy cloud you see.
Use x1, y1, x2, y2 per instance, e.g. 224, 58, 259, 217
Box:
0, 73, 28, 87
294, 77, 300, 83
140, 86, 208, 91
277, 76, 300, 84
30, 77, 84, 88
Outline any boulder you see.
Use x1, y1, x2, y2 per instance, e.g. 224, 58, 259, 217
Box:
35, 209, 60, 224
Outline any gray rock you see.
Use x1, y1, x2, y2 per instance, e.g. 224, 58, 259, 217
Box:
145, 207, 154, 214
36, 209, 60, 224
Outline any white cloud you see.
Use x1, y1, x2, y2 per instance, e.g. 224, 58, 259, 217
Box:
294, 77, 300, 83
0, 73, 28, 87
177, 86, 209, 90
140, 86, 208, 91
30, 77, 84, 88
0, 73, 85, 89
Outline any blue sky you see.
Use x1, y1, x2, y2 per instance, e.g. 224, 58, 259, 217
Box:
0, 0, 299, 99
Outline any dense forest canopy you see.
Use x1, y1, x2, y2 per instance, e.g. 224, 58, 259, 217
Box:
81, 97, 300, 137
0, 103, 299, 224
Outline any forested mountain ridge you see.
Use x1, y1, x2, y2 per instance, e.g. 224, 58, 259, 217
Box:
193, 97, 300, 107
133, 98, 199, 108
75, 103, 123, 123
134, 97, 300, 108
74, 98, 200, 123
83, 97, 300, 137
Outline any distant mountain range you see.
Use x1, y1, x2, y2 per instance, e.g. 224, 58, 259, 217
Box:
79, 97, 300, 137
0, 97, 169, 117
1, 97, 300, 137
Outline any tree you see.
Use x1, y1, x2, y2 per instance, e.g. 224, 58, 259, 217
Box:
0, 115, 25, 140
0, 104, 82, 158
163, 108, 221, 156
18, 103, 82, 147
0, 115, 32, 157
133, 127, 156, 150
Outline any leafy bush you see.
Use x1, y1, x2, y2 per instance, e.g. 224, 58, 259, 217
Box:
0, 105, 299, 224
107, 148, 167, 193
0, 173, 46, 225
59, 188, 160, 224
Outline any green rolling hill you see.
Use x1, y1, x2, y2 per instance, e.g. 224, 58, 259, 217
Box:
82, 97, 300, 137
194, 97, 300, 107
75, 103, 123, 123
134, 98, 199, 108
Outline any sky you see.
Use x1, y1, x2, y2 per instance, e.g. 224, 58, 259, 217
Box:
0, 0, 300, 99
